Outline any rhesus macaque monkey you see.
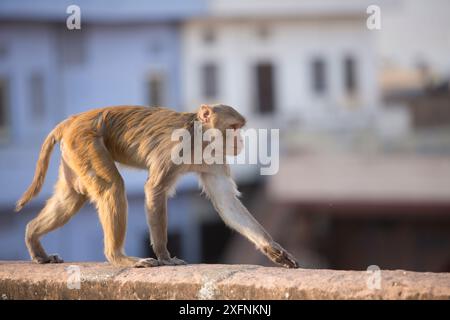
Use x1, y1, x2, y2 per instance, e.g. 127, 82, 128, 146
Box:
16, 104, 299, 268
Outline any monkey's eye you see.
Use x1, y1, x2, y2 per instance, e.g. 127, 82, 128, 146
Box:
230, 124, 239, 130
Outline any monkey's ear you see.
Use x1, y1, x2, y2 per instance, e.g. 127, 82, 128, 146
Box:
198, 104, 212, 123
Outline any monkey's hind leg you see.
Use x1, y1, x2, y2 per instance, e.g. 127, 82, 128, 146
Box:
25, 172, 87, 264
94, 180, 159, 268
77, 138, 158, 268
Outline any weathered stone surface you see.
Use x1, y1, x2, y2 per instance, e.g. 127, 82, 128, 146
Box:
0, 261, 449, 300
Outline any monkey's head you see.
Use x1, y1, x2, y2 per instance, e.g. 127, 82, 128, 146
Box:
197, 104, 246, 156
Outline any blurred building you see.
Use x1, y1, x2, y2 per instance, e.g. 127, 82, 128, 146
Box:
222, 0, 450, 272
378, 0, 450, 131
0, 0, 208, 262
182, 0, 380, 132
378, 0, 450, 94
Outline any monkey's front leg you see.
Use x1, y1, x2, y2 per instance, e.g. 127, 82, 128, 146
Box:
200, 172, 299, 268
145, 181, 186, 266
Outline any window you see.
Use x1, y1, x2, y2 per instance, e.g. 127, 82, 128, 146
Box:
255, 63, 276, 114
0, 44, 8, 59
147, 73, 165, 107
202, 63, 218, 99
29, 73, 45, 119
344, 56, 357, 95
149, 39, 163, 55
59, 29, 85, 66
256, 25, 270, 40
202, 28, 216, 45
0, 79, 9, 137
311, 58, 327, 95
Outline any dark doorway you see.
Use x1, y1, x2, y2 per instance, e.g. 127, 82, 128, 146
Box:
311, 58, 327, 95
148, 73, 165, 107
0, 79, 9, 138
202, 63, 218, 99
255, 63, 276, 114
344, 56, 357, 95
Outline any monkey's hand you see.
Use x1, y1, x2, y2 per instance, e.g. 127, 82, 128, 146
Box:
263, 242, 300, 269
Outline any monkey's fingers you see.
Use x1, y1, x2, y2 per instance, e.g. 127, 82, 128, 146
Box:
278, 251, 300, 269
263, 242, 300, 269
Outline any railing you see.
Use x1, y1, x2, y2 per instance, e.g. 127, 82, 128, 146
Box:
0, 261, 449, 299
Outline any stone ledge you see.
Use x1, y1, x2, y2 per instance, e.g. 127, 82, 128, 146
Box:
0, 261, 449, 300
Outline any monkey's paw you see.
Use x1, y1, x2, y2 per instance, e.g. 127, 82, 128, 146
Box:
158, 256, 187, 266
263, 242, 300, 269
134, 258, 159, 268
35, 254, 64, 264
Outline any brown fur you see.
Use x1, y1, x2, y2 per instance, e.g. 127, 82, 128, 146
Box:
16, 104, 299, 268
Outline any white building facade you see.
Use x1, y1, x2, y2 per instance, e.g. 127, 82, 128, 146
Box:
182, 0, 380, 131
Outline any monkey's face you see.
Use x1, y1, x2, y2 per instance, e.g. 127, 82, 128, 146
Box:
198, 104, 246, 156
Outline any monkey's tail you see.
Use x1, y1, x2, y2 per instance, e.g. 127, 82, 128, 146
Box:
15, 120, 68, 212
